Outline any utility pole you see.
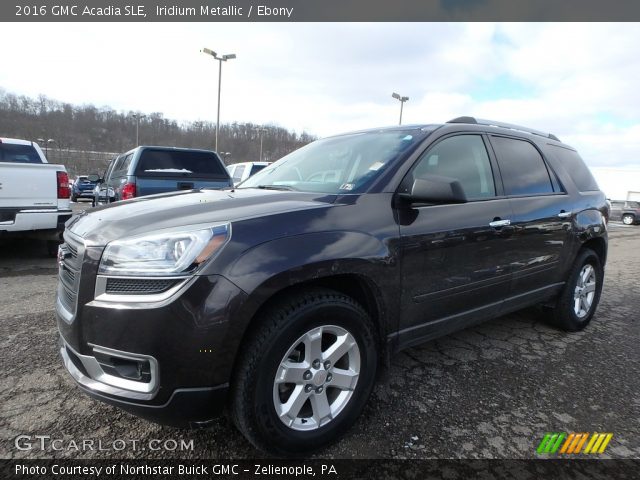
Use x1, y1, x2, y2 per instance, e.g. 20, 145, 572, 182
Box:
392, 92, 409, 125
201, 48, 237, 152
132, 113, 146, 146
254, 126, 268, 162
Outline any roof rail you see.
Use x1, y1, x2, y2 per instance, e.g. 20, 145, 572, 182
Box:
447, 116, 560, 142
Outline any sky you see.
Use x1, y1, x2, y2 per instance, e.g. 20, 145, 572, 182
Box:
0, 22, 639, 181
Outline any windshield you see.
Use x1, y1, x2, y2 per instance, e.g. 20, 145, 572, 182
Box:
239, 129, 426, 194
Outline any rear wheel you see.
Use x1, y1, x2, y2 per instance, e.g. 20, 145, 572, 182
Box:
231, 289, 377, 455
71, 194, 77, 203
546, 248, 603, 331
622, 214, 635, 225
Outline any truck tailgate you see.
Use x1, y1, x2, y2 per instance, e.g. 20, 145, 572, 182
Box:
0, 163, 62, 208
135, 176, 231, 196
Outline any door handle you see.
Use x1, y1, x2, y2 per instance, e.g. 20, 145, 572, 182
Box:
558, 211, 572, 218
489, 219, 511, 228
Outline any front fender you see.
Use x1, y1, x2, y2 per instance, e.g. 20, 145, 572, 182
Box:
226, 230, 394, 295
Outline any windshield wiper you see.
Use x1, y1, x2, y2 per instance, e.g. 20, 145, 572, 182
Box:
255, 184, 297, 191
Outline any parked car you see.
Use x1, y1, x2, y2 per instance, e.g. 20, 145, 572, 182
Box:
0, 137, 71, 255
227, 161, 271, 186
71, 175, 98, 202
91, 184, 115, 207
57, 117, 607, 454
609, 200, 640, 225
91, 146, 233, 205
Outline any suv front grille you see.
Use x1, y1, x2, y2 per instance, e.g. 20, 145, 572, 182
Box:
105, 278, 179, 295
57, 233, 84, 316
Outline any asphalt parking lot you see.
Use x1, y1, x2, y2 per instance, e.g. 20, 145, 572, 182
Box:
1, 208, 638, 460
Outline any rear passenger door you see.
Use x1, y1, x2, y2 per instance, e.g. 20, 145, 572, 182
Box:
488, 135, 573, 302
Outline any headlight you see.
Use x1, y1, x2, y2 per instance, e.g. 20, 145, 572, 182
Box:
98, 223, 230, 276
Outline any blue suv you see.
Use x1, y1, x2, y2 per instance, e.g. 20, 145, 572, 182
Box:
71, 176, 98, 202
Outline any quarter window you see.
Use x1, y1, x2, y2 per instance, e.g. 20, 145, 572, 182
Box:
491, 136, 553, 196
409, 135, 496, 199
233, 165, 246, 183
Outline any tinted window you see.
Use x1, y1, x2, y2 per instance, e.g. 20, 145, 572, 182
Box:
250, 164, 267, 176
135, 149, 227, 178
0, 144, 43, 164
409, 135, 495, 199
112, 153, 133, 177
232, 165, 246, 183
627, 202, 640, 209
491, 136, 553, 196
104, 156, 119, 179
548, 145, 599, 192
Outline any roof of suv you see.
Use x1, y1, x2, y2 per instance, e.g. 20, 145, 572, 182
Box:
335, 116, 565, 146
120, 145, 221, 156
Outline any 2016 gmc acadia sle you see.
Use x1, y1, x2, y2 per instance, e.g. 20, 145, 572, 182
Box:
56, 117, 608, 454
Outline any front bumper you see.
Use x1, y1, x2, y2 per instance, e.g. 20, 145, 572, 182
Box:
59, 336, 228, 427
56, 260, 249, 426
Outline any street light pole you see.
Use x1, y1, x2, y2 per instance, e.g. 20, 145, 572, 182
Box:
201, 48, 237, 152
132, 113, 146, 146
254, 126, 267, 162
392, 92, 409, 125
37, 138, 56, 158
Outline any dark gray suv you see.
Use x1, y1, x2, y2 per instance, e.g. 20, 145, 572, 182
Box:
57, 117, 608, 454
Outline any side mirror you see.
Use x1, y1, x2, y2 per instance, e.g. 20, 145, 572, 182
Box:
399, 175, 467, 204
87, 174, 102, 183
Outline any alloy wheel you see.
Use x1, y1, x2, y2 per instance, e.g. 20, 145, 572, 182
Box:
273, 325, 360, 431
573, 264, 596, 318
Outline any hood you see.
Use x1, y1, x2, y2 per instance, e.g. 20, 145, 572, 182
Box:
67, 188, 336, 246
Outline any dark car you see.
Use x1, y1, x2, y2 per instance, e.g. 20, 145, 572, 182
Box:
91, 146, 232, 205
609, 200, 640, 225
71, 176, 98, 202
56, 117, 608, 455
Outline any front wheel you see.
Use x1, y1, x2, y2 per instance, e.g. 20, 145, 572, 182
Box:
547, 248, 603, 331
622, 214, 635, 225
231, 289, 378, 455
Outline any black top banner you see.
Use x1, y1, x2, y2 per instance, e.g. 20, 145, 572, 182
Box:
5, 0, 640, 22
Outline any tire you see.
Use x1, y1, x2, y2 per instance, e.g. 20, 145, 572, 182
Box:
71, 194, 77, 203
622, 214, 635, 225
547, 248, 603, 331
230, 288, 378, 455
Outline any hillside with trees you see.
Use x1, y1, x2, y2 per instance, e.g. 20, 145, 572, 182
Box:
0, 89, 315, 164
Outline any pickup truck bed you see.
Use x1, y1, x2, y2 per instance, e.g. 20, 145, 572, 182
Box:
0, 138, 71, 245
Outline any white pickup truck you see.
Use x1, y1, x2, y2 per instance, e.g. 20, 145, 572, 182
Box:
0, 137, 72, 255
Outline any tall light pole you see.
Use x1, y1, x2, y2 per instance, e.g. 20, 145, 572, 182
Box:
392, 92, 409, 125
201, 48, 236, 152
37, 138, 56, 158
254, 126, 267, 162
132, 113, 146, 146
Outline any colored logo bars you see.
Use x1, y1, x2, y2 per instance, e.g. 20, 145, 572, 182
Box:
536, 432, 613, 455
